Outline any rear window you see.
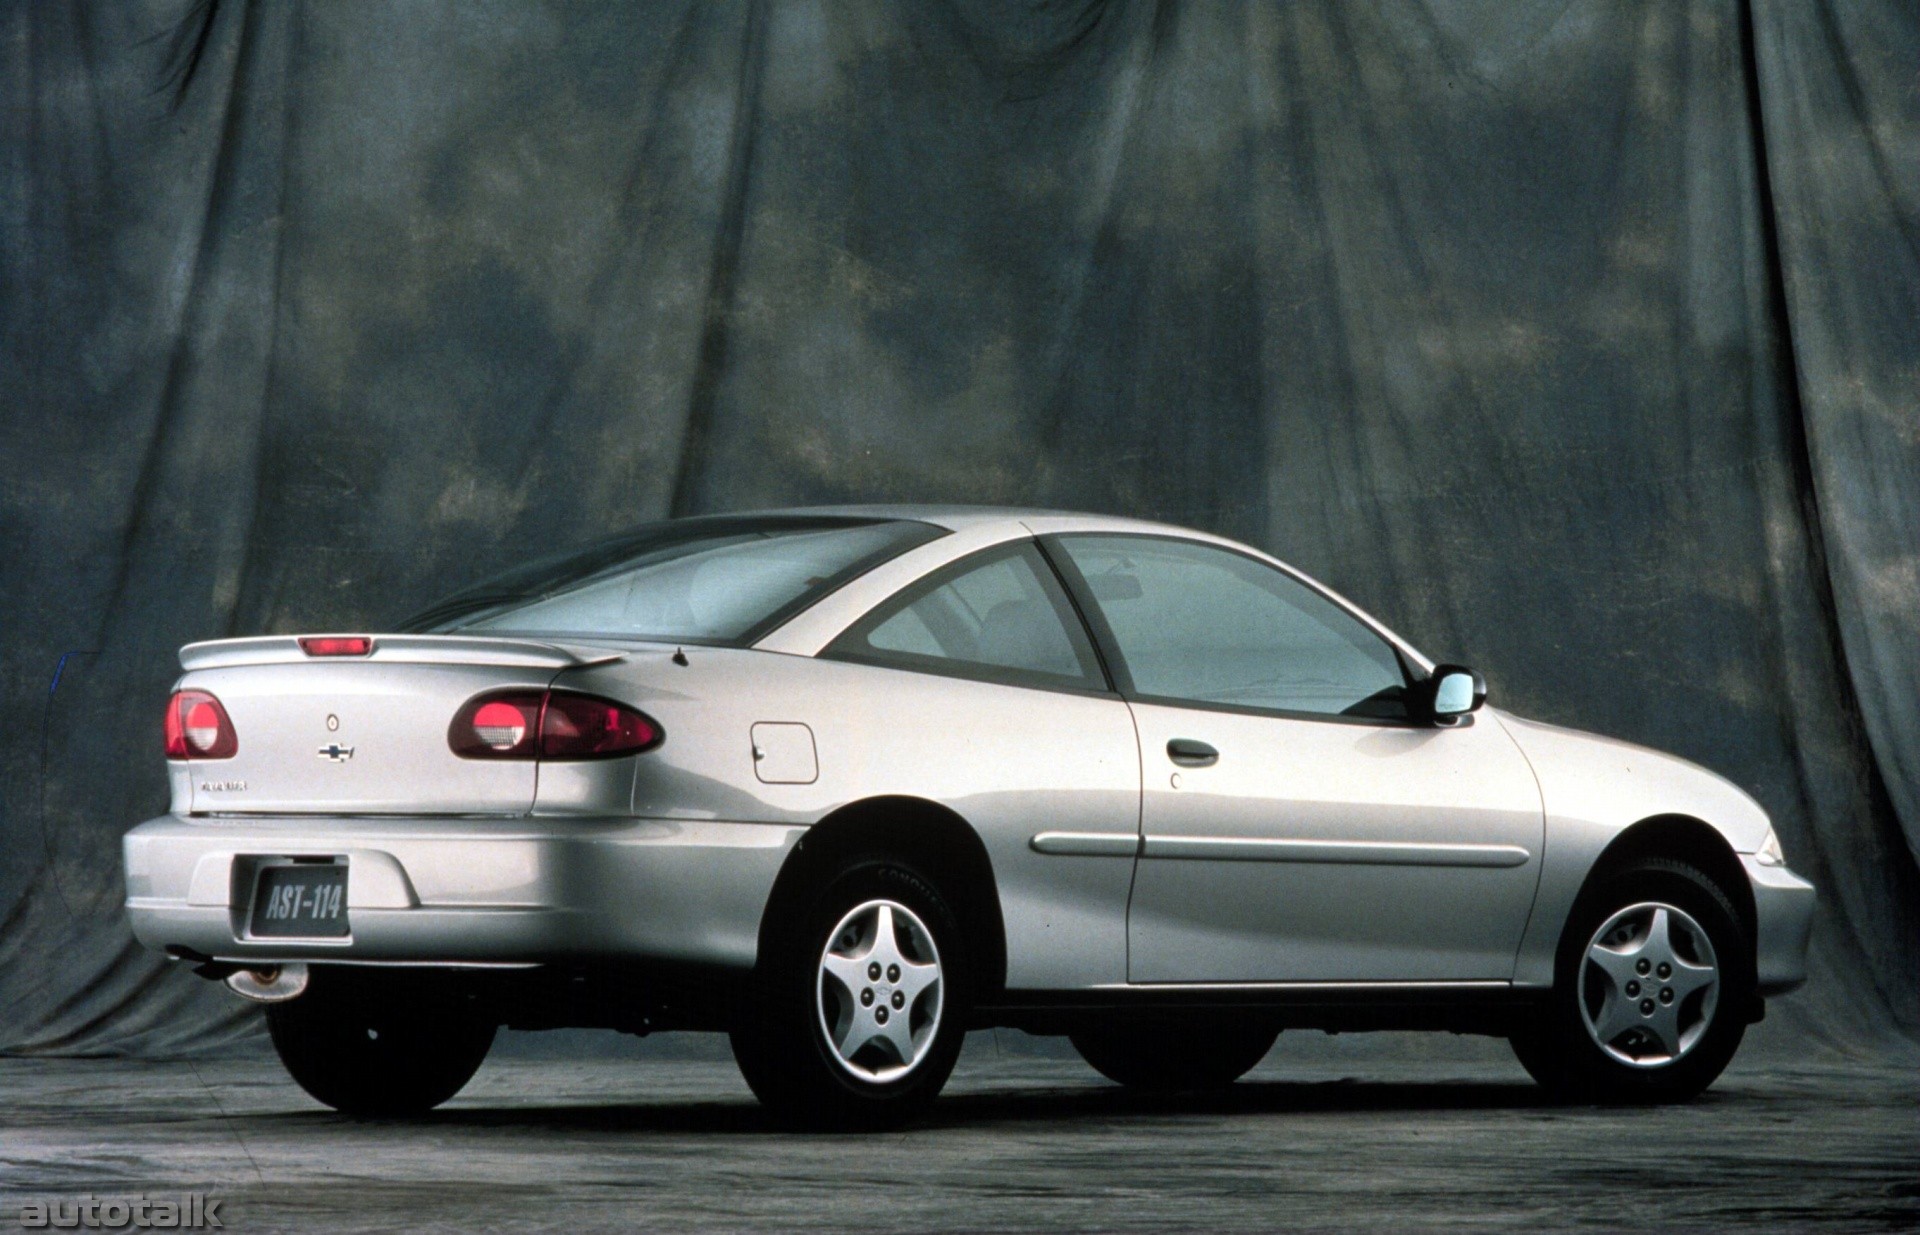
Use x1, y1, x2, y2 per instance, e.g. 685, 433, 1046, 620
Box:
405, 516, 944, 645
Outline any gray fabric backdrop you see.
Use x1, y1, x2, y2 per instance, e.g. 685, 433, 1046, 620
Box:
2, 0, 1914, 1056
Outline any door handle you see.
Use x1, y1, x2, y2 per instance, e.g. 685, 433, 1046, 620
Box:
1167, 738, 1219, 767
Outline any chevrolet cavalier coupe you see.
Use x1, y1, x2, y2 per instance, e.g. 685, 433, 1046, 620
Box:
124, 507, 1815, 1127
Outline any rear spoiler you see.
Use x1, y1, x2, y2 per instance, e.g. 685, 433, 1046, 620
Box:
178, 634, 630, 672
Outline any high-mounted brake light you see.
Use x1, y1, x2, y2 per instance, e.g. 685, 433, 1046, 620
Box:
449, 690, 662, 761
299, 635, 373, 657
164, 690, 238, 759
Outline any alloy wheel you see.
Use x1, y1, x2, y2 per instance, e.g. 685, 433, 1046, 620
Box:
816, 898, 944, 1082
1579, 901, 1720, 1067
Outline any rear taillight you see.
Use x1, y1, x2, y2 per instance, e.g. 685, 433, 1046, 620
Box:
299, 635, 373, 656
450, 691, 544, 758
472, 698, 534, 750
538, 692, 661, 758
164, 690, 238, 759
450, 690, 662, 761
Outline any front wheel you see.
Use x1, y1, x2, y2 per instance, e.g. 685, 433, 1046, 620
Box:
265, 970, 496, 1117
730, 857, 970, 1130
1511, 858, 1751, 1103
1071, 1022, 1278, 1090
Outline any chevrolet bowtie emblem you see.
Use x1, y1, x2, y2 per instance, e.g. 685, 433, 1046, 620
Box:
317, 743, 355, 762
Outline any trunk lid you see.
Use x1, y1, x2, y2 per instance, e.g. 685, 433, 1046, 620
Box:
173, 635, 625, 815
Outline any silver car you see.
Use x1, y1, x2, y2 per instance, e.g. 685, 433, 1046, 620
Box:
124, 507, 1815, 1127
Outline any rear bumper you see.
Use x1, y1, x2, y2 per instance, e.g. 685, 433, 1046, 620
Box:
123, 813, 802, 969
1745, 855, 1816, 996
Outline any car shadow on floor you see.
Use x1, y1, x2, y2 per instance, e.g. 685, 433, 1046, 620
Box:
926, 1076, 1568, 1127
253, 1076, 1669, 1135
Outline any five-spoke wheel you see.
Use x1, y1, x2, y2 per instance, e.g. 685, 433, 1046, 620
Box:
1578, 902, 1720, 1067
731, 856, 970, 1130
817, 899, 945, 1082
1511, 858, 1750, 1103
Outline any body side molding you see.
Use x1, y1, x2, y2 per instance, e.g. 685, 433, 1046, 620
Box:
1029, 831, 1143, 857
1139, 835, 1532, 867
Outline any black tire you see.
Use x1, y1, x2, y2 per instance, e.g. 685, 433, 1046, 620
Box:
730, 856, 970, 1131
1071, 1021, 1278, 1090
265, 969, 496, 1117
1510, 858, 1751, 1104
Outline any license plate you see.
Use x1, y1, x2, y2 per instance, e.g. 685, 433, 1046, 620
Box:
249, 863, 349, 938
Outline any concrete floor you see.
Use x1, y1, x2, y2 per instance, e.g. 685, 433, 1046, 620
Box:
2, 1031, 1915, 1233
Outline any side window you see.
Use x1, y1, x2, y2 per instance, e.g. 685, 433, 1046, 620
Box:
1051, 535, 1408, 719
826, 543, 1107, 692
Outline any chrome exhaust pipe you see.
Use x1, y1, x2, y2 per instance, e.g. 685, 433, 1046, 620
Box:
224, 962, 309, 1003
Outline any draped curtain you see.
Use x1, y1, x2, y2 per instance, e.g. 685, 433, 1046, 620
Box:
2, 0, 1913, 1054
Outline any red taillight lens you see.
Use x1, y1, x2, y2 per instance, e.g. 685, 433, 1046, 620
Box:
539, 692, 661, 758
449, 691, 544, 758
449, 690, 662, 760
472, 700, 531, 749
164, 690, 237, 759
299, 635, 373, 656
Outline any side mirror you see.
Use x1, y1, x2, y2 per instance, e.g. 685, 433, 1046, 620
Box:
1418, 663, 1487, 725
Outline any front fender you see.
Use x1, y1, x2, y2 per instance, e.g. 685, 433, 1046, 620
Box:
1494, 711, 1773, 989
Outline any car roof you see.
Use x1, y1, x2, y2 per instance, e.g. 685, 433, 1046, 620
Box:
739, 503, 1195, 536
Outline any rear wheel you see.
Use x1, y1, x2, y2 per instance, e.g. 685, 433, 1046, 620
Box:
730, 856, 970, 1130
1510, 859, 1750, 1103
265, 970, 495, 1117
1071, 1022, 1278, 1090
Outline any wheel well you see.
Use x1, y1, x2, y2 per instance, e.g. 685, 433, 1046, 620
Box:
1587, 815, 1756, 942
759, 796, 1008, 1006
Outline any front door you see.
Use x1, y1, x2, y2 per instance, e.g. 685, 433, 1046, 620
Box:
1044, 533, 1543, 984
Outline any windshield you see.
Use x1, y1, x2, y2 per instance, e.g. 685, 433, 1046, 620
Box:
404, 516, 944, 645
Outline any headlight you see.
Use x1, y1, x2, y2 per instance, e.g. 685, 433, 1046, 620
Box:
1754, 826, 1786, 867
